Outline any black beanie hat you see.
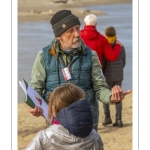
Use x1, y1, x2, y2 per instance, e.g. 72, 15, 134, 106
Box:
50, 10, 81, 37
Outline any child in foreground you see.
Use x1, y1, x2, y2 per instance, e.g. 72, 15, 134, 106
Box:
25, 83, 104, 150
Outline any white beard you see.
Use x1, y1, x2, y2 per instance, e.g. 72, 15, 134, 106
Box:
61, 37, 81, 50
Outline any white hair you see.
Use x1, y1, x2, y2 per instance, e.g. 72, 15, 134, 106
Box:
84, 14, 97, 26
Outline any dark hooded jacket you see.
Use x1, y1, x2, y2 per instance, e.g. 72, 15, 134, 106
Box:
57, 99, 93, 137
102, 41, 126, 81
25, 99, 104, 150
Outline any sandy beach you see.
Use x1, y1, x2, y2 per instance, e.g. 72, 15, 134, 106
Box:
18, 0, 132, 149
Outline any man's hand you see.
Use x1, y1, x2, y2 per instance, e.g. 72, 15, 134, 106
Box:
30, 106, 43, 117
110, 85, 132, 103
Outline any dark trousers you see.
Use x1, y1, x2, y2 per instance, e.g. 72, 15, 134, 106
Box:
103, 81, 122, 118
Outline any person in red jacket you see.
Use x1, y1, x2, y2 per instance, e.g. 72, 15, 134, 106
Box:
80, 14, 121, 65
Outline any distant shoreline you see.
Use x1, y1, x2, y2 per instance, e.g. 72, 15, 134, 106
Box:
18, 0, 132, 23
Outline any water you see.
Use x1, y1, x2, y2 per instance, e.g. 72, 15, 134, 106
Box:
18, 3, 132, 103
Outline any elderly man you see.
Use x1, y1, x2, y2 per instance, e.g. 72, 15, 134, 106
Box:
29, 10, 131, 131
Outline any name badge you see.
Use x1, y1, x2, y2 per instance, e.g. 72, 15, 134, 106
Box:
62, 67, 72, 81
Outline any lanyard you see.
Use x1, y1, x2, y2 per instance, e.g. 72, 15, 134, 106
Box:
57, 49, 83, 85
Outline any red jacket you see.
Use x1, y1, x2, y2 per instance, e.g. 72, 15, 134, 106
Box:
80, 26, 121, 65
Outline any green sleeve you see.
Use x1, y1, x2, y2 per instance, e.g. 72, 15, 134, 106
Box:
30, 50, 46, 97
91, 50, 112, 104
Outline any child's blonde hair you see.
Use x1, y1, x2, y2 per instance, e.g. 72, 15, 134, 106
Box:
47, 83, 85, 123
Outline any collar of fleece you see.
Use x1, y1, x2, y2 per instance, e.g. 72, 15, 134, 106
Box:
56, 99, 93, 137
